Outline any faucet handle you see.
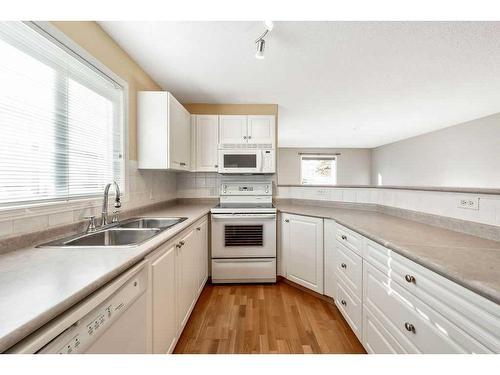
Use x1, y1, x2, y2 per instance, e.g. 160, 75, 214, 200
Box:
85, 216, 96, 233
112, 210, 120, 223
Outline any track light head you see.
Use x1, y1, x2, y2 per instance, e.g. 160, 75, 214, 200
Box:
255, 39, 265, 59
264, 21, 274, 31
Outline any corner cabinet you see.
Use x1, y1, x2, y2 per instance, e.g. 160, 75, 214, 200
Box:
281, 213, 324, 294
137, 91, 191, 171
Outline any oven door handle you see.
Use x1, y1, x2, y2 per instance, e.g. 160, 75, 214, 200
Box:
211, 214, 276, 220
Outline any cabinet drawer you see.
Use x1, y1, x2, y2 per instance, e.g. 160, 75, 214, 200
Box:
335, 278, 362, 341
334, 242, 362, 299
364, 238, 500, 352
212, 258, 276, 283
363, 306, 408, 354
336, 223, 361, 256
363, 261, 490, 353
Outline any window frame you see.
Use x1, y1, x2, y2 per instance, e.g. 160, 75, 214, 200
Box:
0, 21, 129, 215
299, 154, 338, 186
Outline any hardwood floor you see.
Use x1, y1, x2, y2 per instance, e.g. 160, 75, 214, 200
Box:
174, 281, 366, 354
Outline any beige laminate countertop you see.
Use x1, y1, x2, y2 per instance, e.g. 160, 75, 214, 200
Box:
0, 202, 214, 353
276, 202, 500, 308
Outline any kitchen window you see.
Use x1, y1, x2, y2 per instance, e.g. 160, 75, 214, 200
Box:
0, 22, 125, 208
300, 154, 338, 185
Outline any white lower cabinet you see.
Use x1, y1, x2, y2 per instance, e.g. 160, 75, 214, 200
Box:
148, 216, 209, 354
335, 278, 363, 341
323, 219, 336, 298
363, 261, 491, 353
321, 218, 500, 353
150, 243, 177, 354
281, 213, 324, 294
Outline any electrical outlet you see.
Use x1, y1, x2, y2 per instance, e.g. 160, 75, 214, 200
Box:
458, 197, 479, 210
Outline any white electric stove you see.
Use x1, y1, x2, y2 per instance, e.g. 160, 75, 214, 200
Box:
210, 180, 277, 283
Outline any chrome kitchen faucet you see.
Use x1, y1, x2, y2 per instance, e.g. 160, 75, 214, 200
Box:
101, 181, 121, 227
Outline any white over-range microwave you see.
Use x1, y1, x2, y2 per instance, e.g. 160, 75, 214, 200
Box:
218, 149, 275, 174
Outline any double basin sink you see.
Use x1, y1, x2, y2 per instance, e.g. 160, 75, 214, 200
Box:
38, 217, 187, 248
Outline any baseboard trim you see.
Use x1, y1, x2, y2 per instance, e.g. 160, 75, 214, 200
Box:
277, 276, 334, 304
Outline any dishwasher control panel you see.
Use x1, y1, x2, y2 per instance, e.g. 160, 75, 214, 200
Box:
38, 268, 147, 354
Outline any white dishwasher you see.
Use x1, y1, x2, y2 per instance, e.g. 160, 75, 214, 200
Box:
8, 260, 150, 354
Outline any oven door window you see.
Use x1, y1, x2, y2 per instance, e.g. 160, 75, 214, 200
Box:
223, 154, 257, 168
225, 225, 263, 246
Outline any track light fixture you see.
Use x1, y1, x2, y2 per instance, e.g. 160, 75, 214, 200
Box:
255, 21, 273, 59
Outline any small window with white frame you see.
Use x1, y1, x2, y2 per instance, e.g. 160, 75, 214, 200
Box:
300, 154, 338, 185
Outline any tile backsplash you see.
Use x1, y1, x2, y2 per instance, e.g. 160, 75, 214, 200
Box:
276, 186, 500, 227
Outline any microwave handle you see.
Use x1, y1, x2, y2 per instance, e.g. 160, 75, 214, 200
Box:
258, 150, 264, 172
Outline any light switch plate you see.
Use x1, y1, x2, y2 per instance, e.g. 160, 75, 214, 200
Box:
458, 197, 479, 210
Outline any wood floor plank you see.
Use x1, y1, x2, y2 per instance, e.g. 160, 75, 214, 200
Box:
173, 281, 366, 354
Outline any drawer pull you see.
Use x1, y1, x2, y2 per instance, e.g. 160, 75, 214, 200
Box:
341, 235, 347, 240
284, 219, 289, 223
341, 263, 347, 269
341, 300, 347, 306
405, 274, 416, 283
404, 322, 416, 333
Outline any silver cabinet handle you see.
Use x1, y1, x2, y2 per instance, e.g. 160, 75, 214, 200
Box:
180, 162, 186, 166
341, 235, 347, 240
196, 227, 201, 231
405, 275, 416, 283
284, 219, 289, 223
243, 136, 247, 139
179, 240, 185, 246
214, 164, 218, 168
404, 322, 416, 333
341, 263, 347, 269
341, 300, 347, 306
248, 135, 252, 139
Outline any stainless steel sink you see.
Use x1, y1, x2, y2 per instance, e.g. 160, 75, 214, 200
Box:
118, 217, 187, 229
38, 228, 161, 247
37, 216, 187, 248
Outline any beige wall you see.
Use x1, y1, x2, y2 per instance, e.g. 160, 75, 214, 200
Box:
183, 103, 278, 116
51, 21, 162, 161
278, 148, 372, 185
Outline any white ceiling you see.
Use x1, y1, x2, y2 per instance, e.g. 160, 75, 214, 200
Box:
99, 21, 500, 148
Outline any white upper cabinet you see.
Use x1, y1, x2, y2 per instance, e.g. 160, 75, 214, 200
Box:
219, 115, 248, 145
247, 115, 275, 145
192, 115, 219, 172
219, 115, 275, 147
137, 91, 191, 171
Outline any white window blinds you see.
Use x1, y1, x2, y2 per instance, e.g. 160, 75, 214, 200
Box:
0, 22, 124, 207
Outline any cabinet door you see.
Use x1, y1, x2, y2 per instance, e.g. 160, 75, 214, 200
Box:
169, 94, 191, 170
324, 219, 336, 298
195, 220, 209, 294
176, 229, 196, 330
151, 244, 177, 354
283, 213, 324, 294
219, 115, 247, 144
194, 115, 219, 172
247, 115, 275, 146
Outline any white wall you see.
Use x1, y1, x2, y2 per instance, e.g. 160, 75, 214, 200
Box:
371, 112, 500, 188
278, 148, 372, 185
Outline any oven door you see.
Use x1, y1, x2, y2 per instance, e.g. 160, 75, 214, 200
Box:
218, 150, 262, 174
211, 213, 276, 258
